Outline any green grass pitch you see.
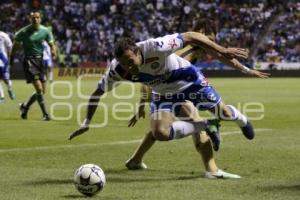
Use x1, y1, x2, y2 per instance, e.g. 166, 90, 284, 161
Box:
0, 78, 299, 200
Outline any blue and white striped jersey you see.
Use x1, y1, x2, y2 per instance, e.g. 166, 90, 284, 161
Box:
0, 31, 12, 67
98, 33, 205, 95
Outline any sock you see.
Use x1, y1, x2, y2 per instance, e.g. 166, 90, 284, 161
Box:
25, 93, 37, 109
49, 71, 53, 81
36, 92, 48, 116
169, 120, 207, 140
226, 105, 247, 127
7, 80, 12, 90
0, 82, 4, 99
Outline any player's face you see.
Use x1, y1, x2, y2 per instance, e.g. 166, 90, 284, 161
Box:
117, 49, 142, 75
30, 12, 41, 26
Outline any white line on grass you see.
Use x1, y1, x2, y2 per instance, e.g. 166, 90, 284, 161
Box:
0, 128, 272, 153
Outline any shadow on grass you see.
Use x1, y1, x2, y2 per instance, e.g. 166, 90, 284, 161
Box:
25, 179, 73, 186
24, 168, 201, 186
261, 184, 300, 192
62, 194, 123, 200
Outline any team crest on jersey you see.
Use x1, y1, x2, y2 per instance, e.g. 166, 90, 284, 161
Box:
168, 39, 178, 49
150, 62, 160, 70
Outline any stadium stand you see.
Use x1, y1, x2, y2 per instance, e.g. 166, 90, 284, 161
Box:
0, 0, 299, 68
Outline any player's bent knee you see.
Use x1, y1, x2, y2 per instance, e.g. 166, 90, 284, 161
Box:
152, 128, 170, 141
220, 108, 233, 120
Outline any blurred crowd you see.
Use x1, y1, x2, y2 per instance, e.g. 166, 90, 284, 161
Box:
0, 0, 299, 67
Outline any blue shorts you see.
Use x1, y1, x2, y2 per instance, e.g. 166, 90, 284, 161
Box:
43, 59, 53, 68
0, 65, 10, 80
150, 84, 221, 115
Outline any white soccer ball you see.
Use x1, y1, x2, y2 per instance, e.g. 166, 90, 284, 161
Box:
73, 164, 106, 196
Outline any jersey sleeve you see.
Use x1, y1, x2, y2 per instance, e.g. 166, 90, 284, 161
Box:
45, 29, 54, 43
14, 30, 23, 43
146, 33, 184, 54
97, 60, 122, 92
4, 34, 12, 52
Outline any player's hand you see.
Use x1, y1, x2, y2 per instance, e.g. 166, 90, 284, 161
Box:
223, 48, 249, 59
68, 126, 89, 140
248, 69, 271, 78
128, 106, 146, 127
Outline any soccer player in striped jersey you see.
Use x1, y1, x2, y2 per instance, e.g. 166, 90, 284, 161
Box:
124, 19, 269, 178
0, 31, 15, 102
68, 29, 267, 177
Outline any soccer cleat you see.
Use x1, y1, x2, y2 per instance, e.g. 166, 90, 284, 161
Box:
125, 159, 148, 170
8, 90, 15, 100
19, 103, 28, 119
43, 114, 51, 121
204, 169, 241, 179
241, 121, 255, 140
206, 119, 221, 151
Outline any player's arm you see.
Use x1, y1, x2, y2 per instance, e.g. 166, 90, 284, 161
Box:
48, 41, 57, 60
69, 63, 121, 140
68, 87, 104, 140
9, 41, 22, 67
128, 84, 152, 127
46, 29, 57, 60
181, 32, 248, 60
203, 47, 270, 78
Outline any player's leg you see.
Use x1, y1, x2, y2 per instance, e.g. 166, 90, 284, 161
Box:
179, 101, 240, 179
2, 65, 15, 100
125, 131, 154, 170
0, 81, 4, 102
210, 101, 254, 139
48, 67, 53, 83
19, 58, 41, 119
32, 79, 50, 120
151, 110, 209, 141
4, 79, 15, 100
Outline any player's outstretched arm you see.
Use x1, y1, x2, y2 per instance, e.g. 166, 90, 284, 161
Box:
204, 47, 270, 78
69, 87, 104, 140
182, 32, 248, 60
128, 85, 151, 127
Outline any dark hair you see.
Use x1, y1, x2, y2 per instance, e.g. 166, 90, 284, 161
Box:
192, 19, 216, 35
114, 37, 139, 58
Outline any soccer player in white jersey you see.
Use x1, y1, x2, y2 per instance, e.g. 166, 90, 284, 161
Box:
42, 41, 53, 83
68, 31, 268, 177
0, 31, 15, 102
124, 20, 269, 178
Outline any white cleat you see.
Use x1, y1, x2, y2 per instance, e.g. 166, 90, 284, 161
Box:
125, 159, 148, 170
204, 169, 241, 179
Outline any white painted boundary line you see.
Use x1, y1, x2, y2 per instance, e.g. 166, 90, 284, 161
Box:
0, 129, 272, 153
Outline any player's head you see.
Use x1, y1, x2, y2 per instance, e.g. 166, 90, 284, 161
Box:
193, 19, 216, 41
114, 37, 142, 74
29, 11, 42, 28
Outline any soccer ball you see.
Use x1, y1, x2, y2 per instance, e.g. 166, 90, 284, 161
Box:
73, 164, 106, 196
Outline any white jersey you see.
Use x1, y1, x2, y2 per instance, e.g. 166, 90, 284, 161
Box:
0, 31, 12, 67
98, 33, 205, 95
42, 41, 52, 60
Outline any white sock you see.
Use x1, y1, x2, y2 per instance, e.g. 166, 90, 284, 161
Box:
169, 120, 207, 140
0, 82, 4, 98
227, 105, 247, 127
49, 71, 53, 81
7, 80, 12, 90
